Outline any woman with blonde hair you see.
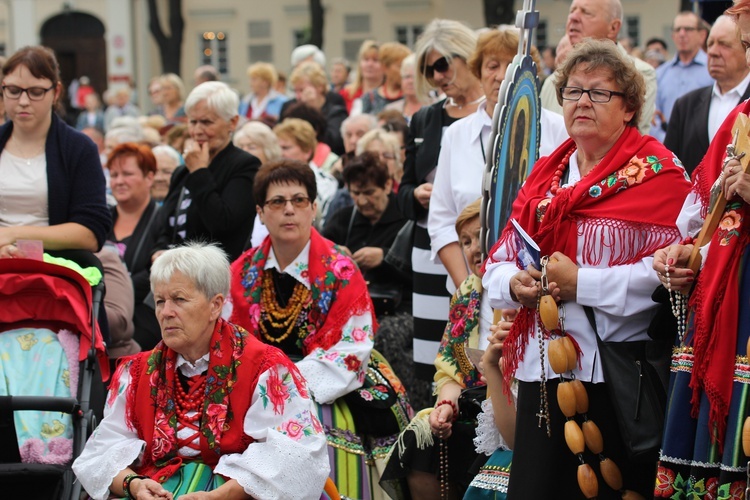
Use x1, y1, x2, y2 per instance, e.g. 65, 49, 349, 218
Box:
361, 42, 412, 115
233, 120, 282, 165
355, 128, 403, 186
283, 61, 347, 155
238, 62, 289, 125
397, 18, 484, 411
341, 40, 383, 114
384, 54, 435, 123
158, 73, 186, 124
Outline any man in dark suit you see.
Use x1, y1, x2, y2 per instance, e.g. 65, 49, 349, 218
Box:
665, 15, 750, 176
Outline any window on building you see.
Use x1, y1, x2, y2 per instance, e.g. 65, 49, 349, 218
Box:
395, 25, 423, 48
201, 31, 228, 75
344, 39, 366, 62
293, 29, 307, 47
248, 20, 271, 39
536, 20, 548, 50
625, 16, 640, 47
345, 14, 370, 34
248, 44, 273, 63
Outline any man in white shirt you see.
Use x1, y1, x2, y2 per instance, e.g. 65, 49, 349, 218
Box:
539, 0, 656, 135
650, 11, 713, 141
665, 15, 750, 175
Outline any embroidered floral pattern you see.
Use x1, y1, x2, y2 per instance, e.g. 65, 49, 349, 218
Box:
276, 411, 321, 441
435, 275, 485, 389
654, 464, 743, 499
602, 155, 666, 193
344, 354, 362, 372
717, 202, 743, 246
260, 367, 298, 414
588, 185, 602, 198
536, 198, 551, 222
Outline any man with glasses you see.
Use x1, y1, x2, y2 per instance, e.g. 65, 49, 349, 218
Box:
650, 11, 713, 141
540, 0, 656, 136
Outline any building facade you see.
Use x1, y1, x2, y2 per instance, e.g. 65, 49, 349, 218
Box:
0, 0, 683, 108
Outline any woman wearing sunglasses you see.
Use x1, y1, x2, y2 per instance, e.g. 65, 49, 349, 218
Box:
397, 18, 484, 412
0, 45, 110, 260
229, 159, 410, 500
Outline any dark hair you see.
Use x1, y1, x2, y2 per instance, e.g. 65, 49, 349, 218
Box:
3, 46, 62, 111
281, 102, 328, 142
3, 46, 60, 84
645, 38, 668, 51
343, 152, 390, 189
378, 111, 409, 144
253, 159, 317, 207
106, 142, 157, 176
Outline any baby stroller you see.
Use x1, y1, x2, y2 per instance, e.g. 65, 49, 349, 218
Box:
0, 256, 109, 500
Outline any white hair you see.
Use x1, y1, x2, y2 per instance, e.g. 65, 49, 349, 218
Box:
185, 81, 239, 122
291, 44, 326, 68
340, 113, 378, 137
152, 144, 182, 166
150, 242, 230, 298
233, 121, 282, 162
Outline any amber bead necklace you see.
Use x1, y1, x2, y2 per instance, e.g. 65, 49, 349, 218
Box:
259, 271, 310, 343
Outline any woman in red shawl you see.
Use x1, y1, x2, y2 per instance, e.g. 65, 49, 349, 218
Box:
482, 39, 691, 498
228, 159, 410, 500
652, 2, 750, 497
72, 243, 329, 499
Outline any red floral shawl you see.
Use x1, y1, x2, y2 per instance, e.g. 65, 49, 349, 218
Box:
687, 99, 750, 444
113, 318, 305, 482
229, 228, 376, 354
485, 126, 691, 387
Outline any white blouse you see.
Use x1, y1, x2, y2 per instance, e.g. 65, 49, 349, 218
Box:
482, 151, 668, 383
428, 103, 568, 263
72, 353, 329, 500
0, 150, 48, 227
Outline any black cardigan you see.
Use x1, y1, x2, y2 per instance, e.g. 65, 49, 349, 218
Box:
0, 113, 111, 249
153, 142, 261, 261
397, 99, 447, 221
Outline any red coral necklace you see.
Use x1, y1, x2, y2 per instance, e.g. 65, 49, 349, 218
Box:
550, 147, 576, 196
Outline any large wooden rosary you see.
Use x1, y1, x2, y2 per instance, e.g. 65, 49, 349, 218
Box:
539, 256, 644, 499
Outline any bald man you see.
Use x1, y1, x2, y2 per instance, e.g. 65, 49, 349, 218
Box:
540, 0, 656, 135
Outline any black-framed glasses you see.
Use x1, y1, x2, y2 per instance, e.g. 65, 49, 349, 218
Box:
264, 196, 311, 210
2, 84, 55, 101
423, 55, 454, 79
559, 86, 625, 103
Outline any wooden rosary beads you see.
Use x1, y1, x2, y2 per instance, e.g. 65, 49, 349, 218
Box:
540, 256, 644, 499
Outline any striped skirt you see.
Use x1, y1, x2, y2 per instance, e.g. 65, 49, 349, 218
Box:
318, 399, 396, 500
411, 223, 450, 390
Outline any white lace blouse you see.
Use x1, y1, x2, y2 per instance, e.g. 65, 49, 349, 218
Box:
71, 354, 330, 500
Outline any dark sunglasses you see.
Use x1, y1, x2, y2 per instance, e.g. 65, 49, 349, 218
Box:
423, 55, 454, 79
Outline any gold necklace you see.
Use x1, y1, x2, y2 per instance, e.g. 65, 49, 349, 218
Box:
259, 271, 310, 344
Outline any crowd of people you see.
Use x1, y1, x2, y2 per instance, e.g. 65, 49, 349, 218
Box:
1, 0, 750, 497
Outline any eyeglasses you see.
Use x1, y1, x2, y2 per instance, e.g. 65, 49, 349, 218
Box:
559, 86, 625, 103
423, 55, 453, 79
264, 196, 311, 210
2, 84, 55, 101
672, 26, 698, 33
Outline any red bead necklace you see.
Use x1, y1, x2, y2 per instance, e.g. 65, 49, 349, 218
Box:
174, 375, 206, 420
550, 147, 577, 196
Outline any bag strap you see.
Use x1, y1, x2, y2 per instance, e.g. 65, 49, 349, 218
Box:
130, 204, 159, 269
344, 207, 357, 248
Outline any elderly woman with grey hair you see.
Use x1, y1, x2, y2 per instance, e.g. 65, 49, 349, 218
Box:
73, 242, 330, 499
232, 120, 282, 165
151, 81, 261, 261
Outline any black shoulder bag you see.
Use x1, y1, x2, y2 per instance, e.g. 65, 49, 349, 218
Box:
583, 305, 671, 463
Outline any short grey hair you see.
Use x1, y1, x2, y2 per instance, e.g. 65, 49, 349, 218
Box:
340, 113, 378, 137
234, 121, 282, 162
152, 144, 182, 166
185, 81, 239, 122
291, 44, 326, 68
150, 242, 230, 298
